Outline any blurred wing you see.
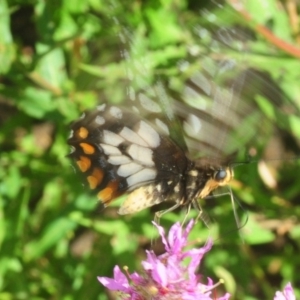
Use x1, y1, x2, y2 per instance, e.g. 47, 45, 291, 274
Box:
115, 1, 300, 162
115, 5, 248, 162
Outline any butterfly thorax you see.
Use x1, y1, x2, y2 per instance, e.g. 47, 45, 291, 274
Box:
184, 161, 233, 205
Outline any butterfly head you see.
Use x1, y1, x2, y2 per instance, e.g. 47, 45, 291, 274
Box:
194, 164, 233, 199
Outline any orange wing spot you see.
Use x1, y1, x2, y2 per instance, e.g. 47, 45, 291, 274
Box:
80, 143, 95, 155
87, 168, 104, 189
77, 126, 89, 139
76, 156, 91, 172
97, 181, 119, 205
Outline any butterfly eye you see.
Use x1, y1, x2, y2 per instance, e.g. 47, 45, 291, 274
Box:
214, 169, 227, 182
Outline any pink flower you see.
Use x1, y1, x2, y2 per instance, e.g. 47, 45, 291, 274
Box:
274, 282, 295, 300
98, 219, 230, 300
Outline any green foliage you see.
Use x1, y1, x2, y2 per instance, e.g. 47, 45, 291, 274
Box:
1, 0, 300, 299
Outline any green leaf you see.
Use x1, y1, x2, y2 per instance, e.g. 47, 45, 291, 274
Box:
0, 0, 15, 73
243, 214, 275, 244
18, 87, 55, 118
289, 115, 300, 139
25, 217, 77, 261
35, 43, 67, 91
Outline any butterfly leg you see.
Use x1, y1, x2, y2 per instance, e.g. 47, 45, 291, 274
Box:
150, 201, 183, 246
181, 203, 192, 227
154, 201, 183, 225
192, 199, 211, 228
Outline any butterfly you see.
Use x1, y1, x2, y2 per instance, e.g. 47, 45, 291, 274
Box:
68, 103, 233, 217
68, 0, 300, 220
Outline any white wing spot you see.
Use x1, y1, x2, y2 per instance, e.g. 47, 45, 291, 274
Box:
155, 118, 169, 135
188, 170, 198, 176
178, 60, 189, 72
97, 104, 106, 111
117, 162, 143, 177
128, 86, 136, 101
190, 72, 211, 96
156, 184, 161, 192
68, 129, 74, 138
136, 121, 160, 148
79, 112, 86, 119
100, 144, 122, 156
119, 127, 148, 147
69, 145, 76, 154
102, 130, 125, 146
109, 106, 123, 119
108, 155, 131, 165
127, 144, 154, 167
95, 116, 105, 125
139, 93, 162, 113
184, 114, 202, 137
126, 168, 156, 187
183, 85, 207, 110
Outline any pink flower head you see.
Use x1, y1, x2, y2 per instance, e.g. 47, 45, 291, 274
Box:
98, 219, 230, 300
274, 282, 295, 300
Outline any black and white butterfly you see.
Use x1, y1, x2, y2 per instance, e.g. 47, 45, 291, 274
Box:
68, 0, 300, 220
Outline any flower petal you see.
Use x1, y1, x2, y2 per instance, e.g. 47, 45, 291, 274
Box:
274, 282, 296, 300
97, 266, 130, 292
167, 221, 182, 251
97, 220, 230, 300
153, 221, 170, 252
151, 259, 168, 287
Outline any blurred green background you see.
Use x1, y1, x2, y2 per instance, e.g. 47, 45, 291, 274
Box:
1, 0, 300, 299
